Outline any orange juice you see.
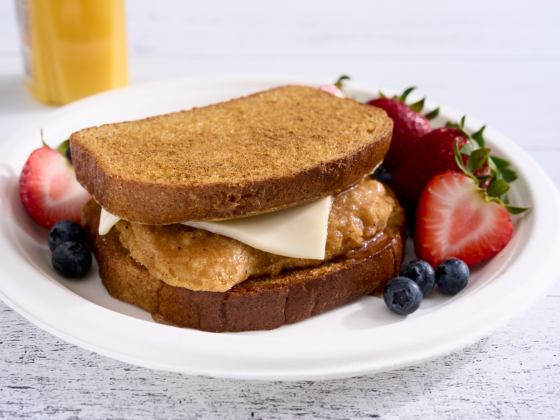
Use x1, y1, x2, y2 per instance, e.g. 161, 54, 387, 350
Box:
15, 0, 129, 105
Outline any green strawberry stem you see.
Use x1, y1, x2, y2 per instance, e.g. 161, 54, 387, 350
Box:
452, 140, 528, 215
377, 86, 438, 119
424, 107, 439, 120
398, 87, 416, 102
409, 97, 425, 113
334, 75, 350, 89
450, 116, 518, 185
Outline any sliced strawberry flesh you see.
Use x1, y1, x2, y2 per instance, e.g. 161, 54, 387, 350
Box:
415, 171, 513, 267
20, 147, 91, 229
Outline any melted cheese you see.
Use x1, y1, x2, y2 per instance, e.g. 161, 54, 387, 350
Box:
99, 208, 121, 235
183, 196, 332, 259
98, 196, 333, 259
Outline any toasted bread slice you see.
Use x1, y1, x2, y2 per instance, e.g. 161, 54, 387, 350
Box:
82, 198, 406, 332
71, 85, 392, 224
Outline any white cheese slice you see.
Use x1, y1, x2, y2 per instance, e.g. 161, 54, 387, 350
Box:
183, 196, 333, 259
98, 196, 333, 260
99, 208, 121, 235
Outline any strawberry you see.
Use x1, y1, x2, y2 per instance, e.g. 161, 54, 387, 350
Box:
415, 143, 527, 267
367, 87, 439, 170
415, 171, 514, 267
391, 117, 511, 227
391, 126, 470, 217
318, 75, 349, 98
20, 146, 91, 230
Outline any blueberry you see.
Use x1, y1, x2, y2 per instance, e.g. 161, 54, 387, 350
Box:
373, 166, 393, 184
48, 220, 88, 252
52, 242, 92, 278
66, 147, 72, 164
435, 258, 470, 294
383, 277, 423, 315
399, 259, 436, 296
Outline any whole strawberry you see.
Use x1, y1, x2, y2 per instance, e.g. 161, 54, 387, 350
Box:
415, 142, 526, 267
367, 87, 438, 170
391, 126, 470, 217
392, 116, 507, 226
318, 75, 350, 98
20, 144, 91, 230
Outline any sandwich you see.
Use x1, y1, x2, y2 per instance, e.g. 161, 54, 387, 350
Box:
71, 85, 406, 332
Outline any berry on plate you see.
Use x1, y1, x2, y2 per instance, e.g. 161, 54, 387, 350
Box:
372, 165, 393, 184
51, 241, 92, 278
318, 75, 350, 98
414, 141, 527, 267
391, 125, 470, 218
435, 258, 470, 294
399, 259, 435, 296
48, 219, 89, 252
20, 145, 91, 230
366, 87, 439, 170
392, 117, 519, 224
383, 277, 423, 315
414, 170, 514, 267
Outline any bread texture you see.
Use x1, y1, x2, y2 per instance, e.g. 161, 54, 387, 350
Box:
71, 85, 393, 224
82, 198, 406, 332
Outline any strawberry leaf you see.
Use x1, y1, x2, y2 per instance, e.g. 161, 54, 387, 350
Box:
490, 155, 518, 183
424, 107, 439, 120
447, 117, 527, 212
491, 156, 510, 169
378, 91, 386, 98
334, 75, 350, 89
446, 121, 470, 139
459, 141, 480, 156
399, 87, 415, 103
505, 205, 529, 215
498, 167, 518, 183
487, 179, 510, 198
57, 139, 70, 157
466, 148, 491, 174
453, 140, 470, 175
410, 97, 425, 113
471, 125, 486, 147
476, 174, 492, 184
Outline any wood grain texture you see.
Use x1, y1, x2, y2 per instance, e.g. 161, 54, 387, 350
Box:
1, 298, 559, 419
1, 0, 559, 417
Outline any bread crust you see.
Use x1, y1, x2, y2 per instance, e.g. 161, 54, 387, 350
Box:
83, 199, 406, 333
71, 85, 392, 224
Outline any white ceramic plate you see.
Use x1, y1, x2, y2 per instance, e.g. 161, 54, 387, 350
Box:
1, 76, 559, 381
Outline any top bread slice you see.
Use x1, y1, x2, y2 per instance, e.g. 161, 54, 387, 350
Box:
70, 85, 393, 224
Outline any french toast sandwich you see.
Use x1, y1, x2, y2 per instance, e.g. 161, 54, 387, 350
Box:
71, 85, 406, 332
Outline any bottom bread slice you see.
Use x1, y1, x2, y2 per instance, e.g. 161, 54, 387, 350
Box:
82, 200, 406, 332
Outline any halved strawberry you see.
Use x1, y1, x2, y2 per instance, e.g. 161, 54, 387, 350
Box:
414, 171, 513, 267
414, 141, 527, 267
19, 146, 91, 229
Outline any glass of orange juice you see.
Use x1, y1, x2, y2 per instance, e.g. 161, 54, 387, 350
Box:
15, 0, 129, 105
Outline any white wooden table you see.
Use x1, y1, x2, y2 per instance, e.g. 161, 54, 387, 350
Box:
1, 1, 559, 418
